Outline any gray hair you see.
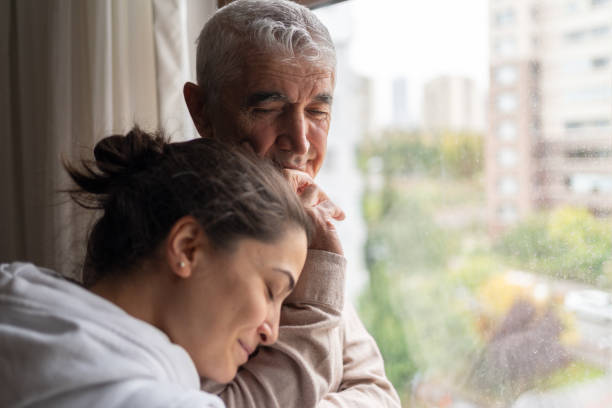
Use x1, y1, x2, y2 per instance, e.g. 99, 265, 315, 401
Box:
195, 0, 336, 106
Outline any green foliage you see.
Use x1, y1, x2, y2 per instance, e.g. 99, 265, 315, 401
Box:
439, 132, 484, 179
495, 207, 612, 284
366, 196, 455, 272
357, 128, 486, 400
450, 253, 502, 291
358, 264, 417, 396
536, 361, 605, 390
358, 130, 484, 180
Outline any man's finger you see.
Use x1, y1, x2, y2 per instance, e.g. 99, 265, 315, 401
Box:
318, 200, 345, 221
282, 169, 313, 193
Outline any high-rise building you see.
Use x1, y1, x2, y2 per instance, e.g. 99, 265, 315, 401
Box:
423, 76, 485, 133
487, 0, 612, 231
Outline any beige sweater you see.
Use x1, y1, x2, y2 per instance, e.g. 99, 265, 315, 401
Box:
201, 250, 400, 407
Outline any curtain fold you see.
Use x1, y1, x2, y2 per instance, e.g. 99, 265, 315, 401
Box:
0, 0, 216, 276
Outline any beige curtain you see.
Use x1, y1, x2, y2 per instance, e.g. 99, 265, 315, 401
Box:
0, 0, 216, 276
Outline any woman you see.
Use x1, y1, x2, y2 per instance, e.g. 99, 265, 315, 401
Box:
0, 127, 312, 407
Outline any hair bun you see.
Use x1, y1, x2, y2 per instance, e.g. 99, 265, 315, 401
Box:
93, 127, 167, 176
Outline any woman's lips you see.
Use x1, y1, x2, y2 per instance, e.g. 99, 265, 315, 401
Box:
238, 340, 252, 362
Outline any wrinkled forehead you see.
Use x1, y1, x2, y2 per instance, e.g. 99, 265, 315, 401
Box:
238, 50, 336, 87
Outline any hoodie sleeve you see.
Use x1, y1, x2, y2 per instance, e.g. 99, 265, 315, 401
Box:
24, 379, 225, 408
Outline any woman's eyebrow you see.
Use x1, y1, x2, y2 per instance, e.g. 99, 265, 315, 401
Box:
272, 268, 295, 291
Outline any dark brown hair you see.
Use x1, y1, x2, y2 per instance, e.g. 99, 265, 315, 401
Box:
65, 126, 312, 286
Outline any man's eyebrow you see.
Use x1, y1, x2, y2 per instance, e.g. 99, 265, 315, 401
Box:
272, 268, 295, 292
314, 93, 333, 105
246, 92, 288, 106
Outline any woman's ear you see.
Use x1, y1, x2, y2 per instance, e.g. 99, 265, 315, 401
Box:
166, 215, 207, 279
183, 82, 212, 138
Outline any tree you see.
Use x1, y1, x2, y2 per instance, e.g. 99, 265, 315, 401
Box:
495, 207, 612, 284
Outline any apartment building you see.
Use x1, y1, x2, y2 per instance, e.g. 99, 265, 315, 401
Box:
487, 0, 612, 231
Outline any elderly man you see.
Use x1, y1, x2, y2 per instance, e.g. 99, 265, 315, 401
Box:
183, 1, 400, 407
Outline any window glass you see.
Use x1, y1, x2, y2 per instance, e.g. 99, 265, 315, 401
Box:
498, 148, 518, 167
495, 65, 518, 85
497, 92, 518, 112
564, 87, 612, 104
499, 177, 519, 195
315, 1, 612, 405
495, 9, 516, 26
568, 173, 612, 194
498, 120, 517, 140
494, 37, 517, 57
498, 203, 519, 223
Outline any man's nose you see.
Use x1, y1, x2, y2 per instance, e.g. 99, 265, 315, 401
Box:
256, 309, 279, 346
278, 110, 310, 155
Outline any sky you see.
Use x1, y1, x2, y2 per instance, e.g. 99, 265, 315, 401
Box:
316, 0, 489, 127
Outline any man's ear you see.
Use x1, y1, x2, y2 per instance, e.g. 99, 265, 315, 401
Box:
166, 215, 207, 279
184, 82, 212, 138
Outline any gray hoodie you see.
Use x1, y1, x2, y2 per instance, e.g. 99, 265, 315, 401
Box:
0, 262, 223, 408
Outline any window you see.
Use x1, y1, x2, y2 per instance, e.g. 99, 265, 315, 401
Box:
498, 148, 518, 167
566, 149, 612, 159
495, 9, 516, 26
499, 177, 519, 195
592, 0, 612, 5
497, 93, 518, 112
495, 65, 518, 85
317, 1, 612, 405
497, 203, 519, 223
565, 119, 611, 130
567, 173, 612, 194
494, 37, 517, 56
498, 120, 517, 140
564, 87, 612, 103
592, 25, 611, 37
592, 56, 610, 68
565, 29, 586, 42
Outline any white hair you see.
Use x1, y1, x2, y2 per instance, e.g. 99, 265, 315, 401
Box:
195, 0, 336, 106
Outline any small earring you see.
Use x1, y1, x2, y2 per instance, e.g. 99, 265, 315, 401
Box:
179, 261, 185, 268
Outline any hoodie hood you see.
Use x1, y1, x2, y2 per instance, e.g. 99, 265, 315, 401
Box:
0, 262, 223, 408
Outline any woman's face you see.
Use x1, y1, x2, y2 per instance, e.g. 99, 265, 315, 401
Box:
163, 225, 307, 383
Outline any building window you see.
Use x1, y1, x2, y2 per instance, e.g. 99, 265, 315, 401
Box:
592, 0, 612, 5
565, 119, 611, 130
592, 56, 610, 68
497, 120, 517, 140
498, 148, 518, 167
497, 93, 518, 112
495, 9, 516, 26
495, 66, 518, 85
565, 30, 586, 42
566, 25, 612, 42
566, 149, 612, 159
499, 177, 519, 195
497, 203, 518, 223
563, 59, 590, 73
566, 0, 579, 13
592, 25, 611, 37
564, 86, 612, 104
567, 173, 612, 194
494, 37, 517, 57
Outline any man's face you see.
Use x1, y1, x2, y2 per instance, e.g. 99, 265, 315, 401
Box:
207, 54, 334, 179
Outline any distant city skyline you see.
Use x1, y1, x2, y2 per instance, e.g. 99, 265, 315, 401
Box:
317, 0, 489, 130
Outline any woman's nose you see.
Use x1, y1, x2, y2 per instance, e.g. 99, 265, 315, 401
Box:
257, 315, 279, 345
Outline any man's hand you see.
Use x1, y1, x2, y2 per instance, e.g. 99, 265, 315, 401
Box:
283, 169, 345, 255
